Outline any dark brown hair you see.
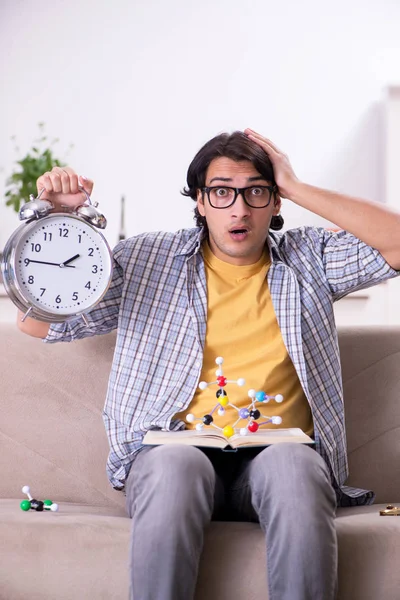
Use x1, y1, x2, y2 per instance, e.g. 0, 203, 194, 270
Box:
181, 130, 282, 230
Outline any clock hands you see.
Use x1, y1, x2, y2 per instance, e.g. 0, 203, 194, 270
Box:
60, 253, 80, 267
25, 258, 76, 268
25, 254, 81, 271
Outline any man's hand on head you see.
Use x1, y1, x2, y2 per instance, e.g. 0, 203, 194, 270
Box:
244, 128, 300, 200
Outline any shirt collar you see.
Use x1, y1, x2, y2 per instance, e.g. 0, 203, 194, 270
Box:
174, 228, 207, 258
266, 231, 285, 264
175, 226, 284, 264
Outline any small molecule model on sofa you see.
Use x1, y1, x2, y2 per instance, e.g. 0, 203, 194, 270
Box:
20, 485, 59, 512
186, 357, 284, 438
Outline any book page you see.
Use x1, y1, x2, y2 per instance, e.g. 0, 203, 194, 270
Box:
143, 429, 228, 449
230, 428, 314, 448
142, 428, 314, 450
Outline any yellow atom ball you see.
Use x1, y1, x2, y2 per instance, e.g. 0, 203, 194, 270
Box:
223, 426, 235, 438
218, 396, 229, 407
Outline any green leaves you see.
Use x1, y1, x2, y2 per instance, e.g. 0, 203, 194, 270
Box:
5, 123, 72, 213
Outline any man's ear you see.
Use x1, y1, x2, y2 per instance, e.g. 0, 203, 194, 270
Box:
273, 193, 282, 215
197, 189, 206, 217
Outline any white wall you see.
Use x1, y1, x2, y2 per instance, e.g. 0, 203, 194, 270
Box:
1, 0, 399, 250
4, 0, 400, 326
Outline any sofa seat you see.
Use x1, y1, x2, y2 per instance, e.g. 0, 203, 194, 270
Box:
1, 499, 399, 600
0, 500, 130, 600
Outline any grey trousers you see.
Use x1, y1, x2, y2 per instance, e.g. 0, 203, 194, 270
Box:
125, 443, 337, 600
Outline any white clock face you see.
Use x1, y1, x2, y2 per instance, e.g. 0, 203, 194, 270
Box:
13, 214, 112, 316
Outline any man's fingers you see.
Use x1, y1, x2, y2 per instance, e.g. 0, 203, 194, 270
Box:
60, 168, 82, 191
248, 134, 280, 159
36, 172, 54, 193
56, 168, 94, 195
78, 175, 94, 196
61, 170, 72, 194
245, 128, 283, 155
68, 173, 79, 194
56, 166, 76, 176
51, 167, 76, 194
36, 167, 94, 197
49, 170, 63, 193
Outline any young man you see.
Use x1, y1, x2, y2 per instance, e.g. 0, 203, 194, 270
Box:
19, 129, 400, 600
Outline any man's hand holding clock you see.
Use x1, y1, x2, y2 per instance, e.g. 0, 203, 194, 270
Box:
1, 165, 113, 328
36, 166, 94, 210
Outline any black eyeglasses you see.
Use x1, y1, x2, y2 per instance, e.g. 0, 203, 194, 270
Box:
202, 185, 277, 209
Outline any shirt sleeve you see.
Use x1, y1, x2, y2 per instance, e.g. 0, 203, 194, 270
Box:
44, 239, 125, 344
303, 227, 400, 301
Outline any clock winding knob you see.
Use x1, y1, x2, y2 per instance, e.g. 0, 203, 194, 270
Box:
19, 198, 54, 221
75, 204, 107, 229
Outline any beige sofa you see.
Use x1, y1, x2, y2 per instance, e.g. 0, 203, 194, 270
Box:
1, 322, 399, 600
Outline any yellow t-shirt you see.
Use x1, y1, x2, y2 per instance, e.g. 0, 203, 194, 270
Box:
175, 242, 314, 437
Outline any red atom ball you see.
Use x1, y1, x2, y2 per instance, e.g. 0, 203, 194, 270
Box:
217, 376, 227, 387
248, 421, 259, 433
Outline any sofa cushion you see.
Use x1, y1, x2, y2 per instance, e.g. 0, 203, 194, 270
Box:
339, 327, 400, 502
1, 500, 399, 600
335, 505, 400, 600
0, 324, 124, 507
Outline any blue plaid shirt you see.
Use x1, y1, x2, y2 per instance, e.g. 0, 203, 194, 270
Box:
45, 226, 399, 505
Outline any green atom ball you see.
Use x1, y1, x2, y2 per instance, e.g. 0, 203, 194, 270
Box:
20, 500, 31, 511
43, 499, 53, 506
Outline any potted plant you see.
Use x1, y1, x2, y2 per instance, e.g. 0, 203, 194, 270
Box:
5, 122, 73, 213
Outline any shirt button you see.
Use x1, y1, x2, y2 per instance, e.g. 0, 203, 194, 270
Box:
176, 401, 184, 408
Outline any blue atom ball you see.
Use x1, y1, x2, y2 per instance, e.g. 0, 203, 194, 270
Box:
256, 391, 266, 402
239, 408, 249, 419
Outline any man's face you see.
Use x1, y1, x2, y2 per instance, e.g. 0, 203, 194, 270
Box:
196, 157, 281, 265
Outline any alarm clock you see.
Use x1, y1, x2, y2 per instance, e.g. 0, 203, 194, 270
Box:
1, 187, 113, 324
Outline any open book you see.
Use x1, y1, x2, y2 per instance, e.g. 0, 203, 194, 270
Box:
142, 428, 314, 450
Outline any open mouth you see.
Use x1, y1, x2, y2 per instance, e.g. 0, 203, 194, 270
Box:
229, 228, 249, 240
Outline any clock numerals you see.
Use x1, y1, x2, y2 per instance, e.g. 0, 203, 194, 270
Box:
8, 213, 111, 322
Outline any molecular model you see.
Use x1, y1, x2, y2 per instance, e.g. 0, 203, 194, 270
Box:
186, 357, 284, 438
20, 485, 59, 512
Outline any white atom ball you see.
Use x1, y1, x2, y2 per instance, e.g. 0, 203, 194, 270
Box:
22, 485, 30, 494
215, 357, 224, 365
240, 428, 248, 436
248, 389, 256, 398
275, 394, 284, 403
218, 408, 225, 416
186, 414, 195, 423
195, 423, 204, 431
237, 378, 245, 387
199, 381, 208, 390
50, 503, 59, 512
271, 416, 282, 424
